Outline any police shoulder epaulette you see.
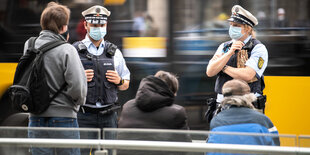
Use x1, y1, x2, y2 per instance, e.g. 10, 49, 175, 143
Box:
73, 41, 87, 54
104, 41, 117, 57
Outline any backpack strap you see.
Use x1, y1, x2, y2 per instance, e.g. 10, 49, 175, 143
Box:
36, 40, 68, 102
25, 37, 38, 54
49, 82, 67, 102
38, 40, 67, 54
28, 37, 37, 49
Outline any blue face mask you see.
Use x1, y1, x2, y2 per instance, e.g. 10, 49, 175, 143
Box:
101, 26, 107, 38
89, 26, 107, 41
229, 25, 243, 40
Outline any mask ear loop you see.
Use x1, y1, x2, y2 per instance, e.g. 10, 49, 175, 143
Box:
239, 25, 246, 39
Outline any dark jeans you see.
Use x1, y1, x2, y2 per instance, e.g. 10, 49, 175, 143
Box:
77, 111, 117, 155
28, 117, 80, 155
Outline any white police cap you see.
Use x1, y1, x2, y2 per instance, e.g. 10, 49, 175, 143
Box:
228, 5, 258, 27
82, 5, 111, 24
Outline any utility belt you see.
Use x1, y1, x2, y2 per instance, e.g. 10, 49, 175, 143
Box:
252, 95, 266, 110
205, 95, 267, 123
80, 103, 121, 115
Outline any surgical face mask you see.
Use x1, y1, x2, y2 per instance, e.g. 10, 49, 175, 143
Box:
101, 26, 107, 38
229, 25, 244, 40
88, 26, 107, 41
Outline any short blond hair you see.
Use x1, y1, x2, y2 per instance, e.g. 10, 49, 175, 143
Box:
40, 2, 70, 33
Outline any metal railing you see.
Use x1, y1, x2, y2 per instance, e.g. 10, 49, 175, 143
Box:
0, 138, 310, 155
0, 127, 309, 154
0, 138, 310, 154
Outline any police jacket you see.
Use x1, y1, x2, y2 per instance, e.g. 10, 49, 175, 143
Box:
215, 38, 265, 95
73, 41, 118, 109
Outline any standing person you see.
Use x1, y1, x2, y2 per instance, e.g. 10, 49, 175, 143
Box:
118, 70, 190, 155
142, 14, 158, 37
27, 2, 87, 155
207, 79, 279, 155
132, 11, 146, 36
206, 5, 268, 111
73, 5, 130, 154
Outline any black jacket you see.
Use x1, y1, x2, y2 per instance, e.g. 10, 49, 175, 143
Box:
118, 75, 188, 129
117, 76, 191, 155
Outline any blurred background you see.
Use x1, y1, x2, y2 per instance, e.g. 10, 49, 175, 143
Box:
0, 0, 309, 132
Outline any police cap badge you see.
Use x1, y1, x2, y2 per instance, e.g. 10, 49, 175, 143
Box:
82, 5, 111, 24
228, 5, 258, 27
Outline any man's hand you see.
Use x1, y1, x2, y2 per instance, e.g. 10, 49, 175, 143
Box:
106, 70, 121, 84
85, 69, 94, 82
228, 41, 244, 55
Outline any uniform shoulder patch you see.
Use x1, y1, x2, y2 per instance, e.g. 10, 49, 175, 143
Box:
258, 57, 264, 69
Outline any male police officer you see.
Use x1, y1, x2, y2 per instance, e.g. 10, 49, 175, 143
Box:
73, 5, 130, 148
206, 5, 268, 111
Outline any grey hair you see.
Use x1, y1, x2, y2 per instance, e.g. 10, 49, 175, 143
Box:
154, 70, 179, 95
221, 93, 257, 109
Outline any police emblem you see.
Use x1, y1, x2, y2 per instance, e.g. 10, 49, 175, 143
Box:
258, 57, 264, 69
235, 7, 239, 13
96, 8, 101, 13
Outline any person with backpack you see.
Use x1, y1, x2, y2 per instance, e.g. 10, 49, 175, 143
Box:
73, 5, 130, 155
22, 2, 87, 155
206, 5, 268, 115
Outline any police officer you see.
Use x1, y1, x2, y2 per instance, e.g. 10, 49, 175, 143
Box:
73, 5, 130, 153
206, 5, 268, 111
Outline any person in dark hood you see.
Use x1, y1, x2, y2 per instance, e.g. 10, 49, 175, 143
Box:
117, 70, 191, 155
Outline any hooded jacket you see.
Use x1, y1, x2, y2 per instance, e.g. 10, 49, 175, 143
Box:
24, 30, 87, 118
118, 75, 188, 129
118, 76, 190, 155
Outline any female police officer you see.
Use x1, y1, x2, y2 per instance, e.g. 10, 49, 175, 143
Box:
206, 5, 268, 110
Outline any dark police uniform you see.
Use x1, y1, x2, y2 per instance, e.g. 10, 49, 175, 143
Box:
74, 5, 130, 155
73, 40, 119, 112
215, 36, 267, 99
204, 6, 268, 123
214, 5, 268, 105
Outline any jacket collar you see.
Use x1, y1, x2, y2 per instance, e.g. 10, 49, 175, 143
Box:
39, 30, 66, 41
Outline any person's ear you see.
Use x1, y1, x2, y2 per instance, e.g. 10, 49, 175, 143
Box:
84, 21, 88, 30
246, 26, 252, 35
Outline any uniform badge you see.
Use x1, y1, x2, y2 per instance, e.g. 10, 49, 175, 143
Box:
258, 57, 264, 69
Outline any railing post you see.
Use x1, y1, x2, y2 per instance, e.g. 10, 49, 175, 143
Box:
95, 149, 108, 155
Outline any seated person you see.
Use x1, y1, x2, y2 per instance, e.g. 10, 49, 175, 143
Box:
207, 79, 280, 154
118, 70, 191, 155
